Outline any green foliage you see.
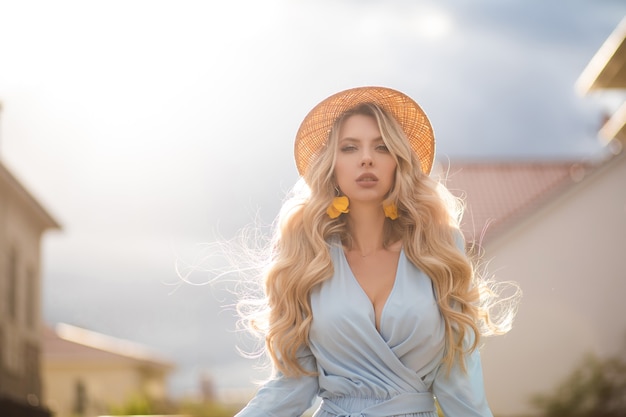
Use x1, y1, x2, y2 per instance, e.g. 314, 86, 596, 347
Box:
178, 399, 241, 417
532, 353, 626, 417
105, 391, 241, 417
107, 393, 175, 416
108, 393, 153, 415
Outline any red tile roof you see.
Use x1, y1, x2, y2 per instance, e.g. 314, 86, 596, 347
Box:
438, 161, 591, 245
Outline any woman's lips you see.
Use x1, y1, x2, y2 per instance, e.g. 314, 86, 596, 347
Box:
356, 173, 379, 187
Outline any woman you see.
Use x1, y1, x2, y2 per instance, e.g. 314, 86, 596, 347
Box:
235, 86, 513, 417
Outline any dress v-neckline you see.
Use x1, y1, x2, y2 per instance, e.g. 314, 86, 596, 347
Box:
340, 247, 403, 335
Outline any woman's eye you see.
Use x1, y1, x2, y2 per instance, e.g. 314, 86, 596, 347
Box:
341, 145, 357, 152
376, 144, 389, 152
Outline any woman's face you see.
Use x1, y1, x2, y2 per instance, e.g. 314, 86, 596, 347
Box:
334, 114, 397, 206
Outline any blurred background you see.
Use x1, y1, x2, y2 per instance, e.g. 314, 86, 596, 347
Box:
0, 0, 625, 416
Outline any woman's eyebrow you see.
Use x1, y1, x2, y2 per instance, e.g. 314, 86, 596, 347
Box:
338, 136, 384, 143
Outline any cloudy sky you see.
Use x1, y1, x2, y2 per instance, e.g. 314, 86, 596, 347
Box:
1, 0, 624, 398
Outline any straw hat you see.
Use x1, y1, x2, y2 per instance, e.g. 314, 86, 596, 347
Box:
294, 86, 435, 176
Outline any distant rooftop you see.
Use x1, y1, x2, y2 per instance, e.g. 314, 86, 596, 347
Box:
437, 160, 593, 246
43, 323, 174, 370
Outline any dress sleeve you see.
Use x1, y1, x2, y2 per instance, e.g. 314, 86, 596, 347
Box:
432, 343, 493, 417
235, 346, 319, 417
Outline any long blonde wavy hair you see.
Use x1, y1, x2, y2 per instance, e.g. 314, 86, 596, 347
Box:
242, 103, 512, 378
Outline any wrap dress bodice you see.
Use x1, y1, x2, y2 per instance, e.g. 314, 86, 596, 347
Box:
236, 242, 493, 417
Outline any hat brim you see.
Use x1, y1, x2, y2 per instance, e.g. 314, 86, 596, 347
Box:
294, 86, 435, 176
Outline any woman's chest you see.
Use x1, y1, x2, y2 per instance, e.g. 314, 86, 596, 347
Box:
310, 250, 443, 347
344, 249, 400, 332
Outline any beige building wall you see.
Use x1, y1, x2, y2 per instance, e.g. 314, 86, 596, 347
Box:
42, 324, 174, 417
43, 362, 163, 416
479, 152, 626, 416
0, 162, 59, 411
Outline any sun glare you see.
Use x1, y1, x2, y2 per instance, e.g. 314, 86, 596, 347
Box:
414, 9, 453, 39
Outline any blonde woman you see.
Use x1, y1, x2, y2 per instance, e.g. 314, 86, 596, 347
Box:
235, 87, 514, 417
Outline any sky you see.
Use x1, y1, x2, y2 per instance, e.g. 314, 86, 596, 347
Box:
0, 0, 624, 399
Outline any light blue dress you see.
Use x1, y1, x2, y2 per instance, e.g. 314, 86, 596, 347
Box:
236, 241, 492, 417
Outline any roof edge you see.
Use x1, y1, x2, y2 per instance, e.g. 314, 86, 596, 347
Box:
483, 150, 625, 249
599, 100, 626, 144
0, 161, 61, 230
54, 323, 175, 369
576, 17, 626, 94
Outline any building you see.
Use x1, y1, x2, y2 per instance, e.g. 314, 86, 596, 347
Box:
440, 154, 625, 416
0, 161, 60, 417
437, 17, 626, 416
42, 323, 175, 417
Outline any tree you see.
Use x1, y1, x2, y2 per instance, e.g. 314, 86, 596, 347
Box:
532, 352, 626, 417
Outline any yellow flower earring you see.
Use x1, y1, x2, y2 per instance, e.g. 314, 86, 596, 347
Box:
327, 187, 350, 219
383, 200, 398, 220
327, 196, 350, 219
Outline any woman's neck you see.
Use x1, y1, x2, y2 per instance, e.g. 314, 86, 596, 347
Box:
345, 203, 387, 256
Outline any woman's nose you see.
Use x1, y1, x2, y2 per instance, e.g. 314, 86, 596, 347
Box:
360, 151, 373, 166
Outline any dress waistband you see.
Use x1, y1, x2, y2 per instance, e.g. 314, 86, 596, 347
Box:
320, 392, 436, 417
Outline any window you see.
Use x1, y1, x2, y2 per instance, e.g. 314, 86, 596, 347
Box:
26, 268, 36, 329
4, 327, 21, 374
73, 379, 87, 417
24, 342, 41, 396
7, 248, 17, 320
0, 328, 4, 371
